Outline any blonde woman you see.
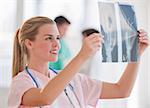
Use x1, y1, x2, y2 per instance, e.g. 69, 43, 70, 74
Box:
8, 16, 149, 108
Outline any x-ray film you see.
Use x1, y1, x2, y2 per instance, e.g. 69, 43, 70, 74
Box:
98, 1, 138, 62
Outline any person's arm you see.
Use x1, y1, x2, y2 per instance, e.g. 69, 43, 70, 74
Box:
100, 29, 149, 99
22, 33, 103, 106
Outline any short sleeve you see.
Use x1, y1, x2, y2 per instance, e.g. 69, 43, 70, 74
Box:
8, 72, 35, 108
74, 73, 102, 107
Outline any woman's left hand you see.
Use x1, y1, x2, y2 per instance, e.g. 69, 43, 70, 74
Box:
138, 29, 149, 56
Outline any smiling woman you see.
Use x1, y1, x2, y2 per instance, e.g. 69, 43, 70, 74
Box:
8, 16, 103, 108
0, 0, 150, 108
12, 17, 57, 77
7, 15, 149, 108
25, 24, 61, 64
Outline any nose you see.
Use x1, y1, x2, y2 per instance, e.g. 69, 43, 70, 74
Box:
52, 39, 60, 49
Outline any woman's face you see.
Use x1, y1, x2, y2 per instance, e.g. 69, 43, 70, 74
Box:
29, 24, 60, 62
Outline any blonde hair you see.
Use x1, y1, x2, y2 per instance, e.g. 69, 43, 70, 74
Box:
12, 16, 54, 77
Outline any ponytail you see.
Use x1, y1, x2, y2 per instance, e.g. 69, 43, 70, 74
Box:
12, 29, 25, 77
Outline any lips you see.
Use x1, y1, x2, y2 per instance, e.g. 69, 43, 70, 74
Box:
49, 50, 58, 55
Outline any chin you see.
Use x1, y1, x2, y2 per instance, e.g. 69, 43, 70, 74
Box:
48, 58, 58, 62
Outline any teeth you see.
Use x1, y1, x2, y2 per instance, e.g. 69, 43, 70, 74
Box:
50, 50, 58, 54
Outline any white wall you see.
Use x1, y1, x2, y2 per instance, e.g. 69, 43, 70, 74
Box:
148, 0, 150, 107
135, 0, 149, 108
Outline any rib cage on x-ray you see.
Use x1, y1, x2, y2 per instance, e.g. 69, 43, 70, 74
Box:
98, 2, 138, 62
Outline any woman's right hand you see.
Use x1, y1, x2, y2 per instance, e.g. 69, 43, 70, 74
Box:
79, 33, 103, 60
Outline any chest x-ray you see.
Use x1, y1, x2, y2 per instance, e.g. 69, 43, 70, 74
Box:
98, 1, 138, 62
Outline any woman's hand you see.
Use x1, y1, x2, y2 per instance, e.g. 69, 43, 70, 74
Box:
138, 29, 149, 56
79, 33, 103, 60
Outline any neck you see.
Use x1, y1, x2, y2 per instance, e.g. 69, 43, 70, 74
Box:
28, 58, 49, 76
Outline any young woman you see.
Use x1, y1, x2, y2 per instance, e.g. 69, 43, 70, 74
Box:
8, 16, 149, 108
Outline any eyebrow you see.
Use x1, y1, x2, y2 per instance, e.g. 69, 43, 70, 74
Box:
44, 34, 60, 38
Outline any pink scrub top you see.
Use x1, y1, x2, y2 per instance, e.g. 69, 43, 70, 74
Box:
8, 69, 102, 108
